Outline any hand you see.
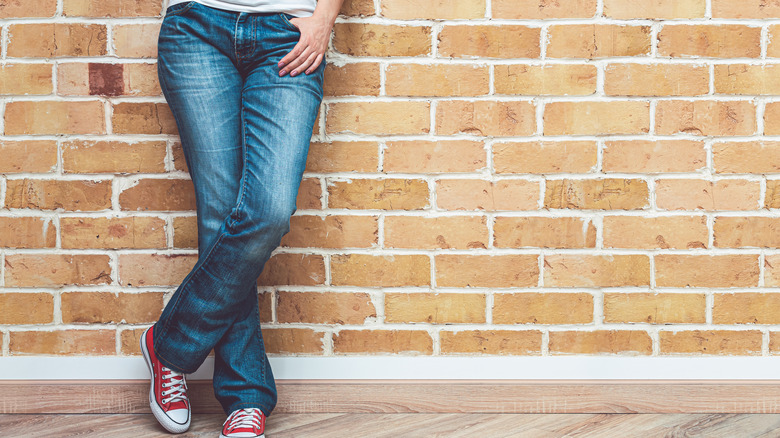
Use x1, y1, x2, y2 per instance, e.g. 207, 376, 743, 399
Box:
278, 12, 332, 77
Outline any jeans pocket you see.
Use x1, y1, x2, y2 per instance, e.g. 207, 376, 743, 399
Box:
166, 1, 197, 17
278, 12, 300, 32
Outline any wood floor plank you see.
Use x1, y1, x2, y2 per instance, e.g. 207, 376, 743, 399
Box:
5, 414, 780, 438
6, 380, 780, 414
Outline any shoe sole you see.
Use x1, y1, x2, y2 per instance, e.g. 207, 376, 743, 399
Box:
140, 328, 191, 434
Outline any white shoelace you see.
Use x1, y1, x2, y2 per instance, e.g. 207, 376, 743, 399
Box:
223, 408, 263, 431
161, 366, 188, 404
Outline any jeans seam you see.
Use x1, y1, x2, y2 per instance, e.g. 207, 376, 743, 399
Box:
278, 13, 299, 32
166, 1, 196, 16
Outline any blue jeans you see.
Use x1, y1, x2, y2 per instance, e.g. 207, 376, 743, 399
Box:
152, 0, 324, 418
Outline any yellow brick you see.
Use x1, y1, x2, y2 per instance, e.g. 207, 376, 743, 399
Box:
381, 0, 485, 19
332, 23, 431, 57
277, 291, 376, 324
384, 216, 488, 249
60, 216, 166, 249
384, 140, 486, 173
655, 255, 760, 288
333, 330, 432, 354
0, 64, 52, 95
282, 215, 378, 249
492, 0, 596, 19
547, 25, 651, 58
324, 63, 380, 96
658, 25, 761, 58
712, 0, 780, 18
544, 179, 649, 210
603, 216, 708, 249
62, 140, 166, 174
605, 64, 709, 96
655, 179, 760, 211
10, 330, 116, 355
327, 178, 429, 210
0, 293, 54, 324
544, 255, 651, 287
549, 330, 652, 355
714, 293, 780, 324
8, 23, 107, 57
385, 64, 489, 97
0, 217, 57, 249
493, 293, 593, 324
544, 101, 650, 135
385, 292, 486, 324
604, 0, 705, 19
61, 292, 164, 324
603, 140, 705, 173
660, 330, 762, 355
715, 64, 780, 95
331, 254, 431, 287
4, 101, 105, 135
438, 26, 540, 59
327, 102, 430, 135
655, 100, 756, 136
604, 293, 706, 323
257, 253, 326, 286
494, 64, 597, 96
493, 217, 596, 249
0, 140, 58, 173
436, 254, 539, 287
436, 179, 540, 211
715, 217, 780, 248
436, 101, 536, 136
440, 330, 542, 354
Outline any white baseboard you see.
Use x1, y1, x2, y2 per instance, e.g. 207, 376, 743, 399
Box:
2, 356, 780, 380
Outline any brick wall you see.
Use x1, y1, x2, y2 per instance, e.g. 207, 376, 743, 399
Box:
3, 0, 780, 359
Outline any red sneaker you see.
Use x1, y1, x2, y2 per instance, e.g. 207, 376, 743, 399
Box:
220, 408, 266, 438
140, 326, 191, 433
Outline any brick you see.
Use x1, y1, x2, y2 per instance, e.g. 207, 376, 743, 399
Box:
384, 215, 488, 249
331, 254, 430, 287
436, 101, 536, 136
712, 0, 780, 18
763, 255, 780, 287
493, 141, 597, 174
281, 215, 378, 249
297, 178, 323, 210
493, 217, 596, 249
544, 255, 651, 287
658, 25, 761, 58
113, 23, 161, 58
440, 330, 542, 355
385, 64, 489, 97
264, 328, 325, 354
120, 327, 146, 355
765, 180, 780, 208
327, 178, 429, 210
0, 0, 57, 17
58, 62, 161, 96
305, 141, 378, 173
324, 63, 380, 96
384, 140, 486, 173
0, 216, 57, 248
715, 64, 780, 95
605, 63, 708, 96
7, 23, 107, 57
326, 102, 430, 135
544, 179, 649, 210
438, 26, 540, 59
333, 330, 432, 354
5, 101, 105, 135
436, 254, 539, 287
660, 330, 762, 355
385, 292, 486, 324
494, 64, 597, 96
549, 330, 652, 355
714, 293, 780, 324
766, 103, 780, 136
61, 292, 164, 324
544, 101, 650, 135
258, 292, 273, 322
714, 141, 780, 173
60, 216, 166, 249
257, 253, 326, 286
0, 293, 54, 324
655, 100, 756, 136
112, 102, 177, 135
604, 0, 705, 19
546, 25, 651, 59
63, 0, 161, 17
381, 0, 485, 19
603, 140, 705, 173
332, 23, 431, 57
119, 179, 196, 211
603, 215, 708, 249
655, 179, 760, 211
4, 254, 111, 287
340, 0, 375, 16
769, 25, 780, 58
5, 179, 112, 211
0, 140, 57, 173
62, 140, 166, 174
493, 293, 593, 324
10, 330, 116, 355
118, 253, 197, 287
604, 293, 706, 324
277, 291, 376, 324
492, 0, 596, 19
655, 255, 760, 288
172, 216, 197, 248
0, 63, 52, 95
715, 217, 780, 248
436, 179, 539, 211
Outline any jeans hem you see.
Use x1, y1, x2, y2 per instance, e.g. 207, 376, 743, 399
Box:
153, 334, 198, 375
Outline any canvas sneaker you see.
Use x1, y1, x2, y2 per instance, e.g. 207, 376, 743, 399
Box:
220, 408, 266, 438
140, 326, 191, 434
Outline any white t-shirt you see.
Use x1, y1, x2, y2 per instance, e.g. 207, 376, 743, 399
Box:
166, 0, 316, 17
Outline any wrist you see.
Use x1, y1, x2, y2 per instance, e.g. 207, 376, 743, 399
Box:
312, 8, 338, 27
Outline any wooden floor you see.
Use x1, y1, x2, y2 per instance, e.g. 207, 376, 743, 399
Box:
3, 413, 780, 437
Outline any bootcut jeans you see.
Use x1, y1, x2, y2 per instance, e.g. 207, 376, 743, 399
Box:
153, 0, 324, 418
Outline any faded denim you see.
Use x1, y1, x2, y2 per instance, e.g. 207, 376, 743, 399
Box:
153, 0, 324, 418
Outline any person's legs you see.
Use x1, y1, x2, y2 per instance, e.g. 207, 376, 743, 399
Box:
154, 2, 325, 418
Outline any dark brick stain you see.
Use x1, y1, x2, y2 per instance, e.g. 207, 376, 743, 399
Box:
89, 63, 124, 96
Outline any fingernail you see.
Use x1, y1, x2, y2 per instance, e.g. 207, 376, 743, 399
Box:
280, 70, 286, 75
291, 71, 297, 76
279, 62, 285, 67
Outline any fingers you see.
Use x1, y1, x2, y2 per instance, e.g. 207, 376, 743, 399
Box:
304, 53, 324, 75
280, 45, 313, 76
291, 51, 319, 76
278, 42, 305, 72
